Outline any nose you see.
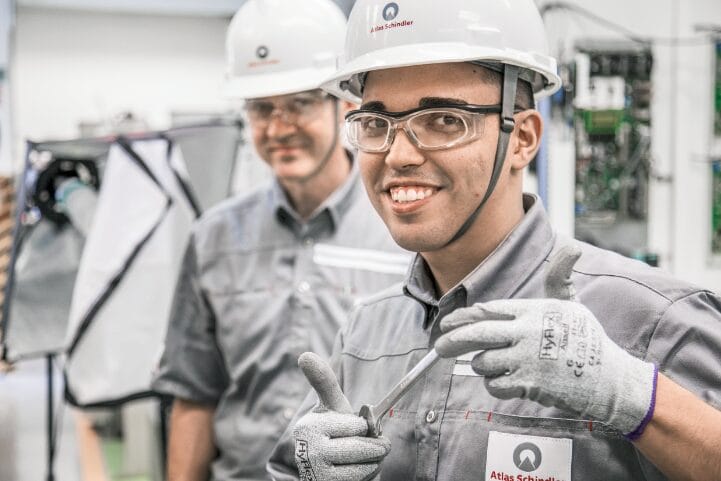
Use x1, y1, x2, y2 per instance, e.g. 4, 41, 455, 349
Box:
265, 111, 297, 138
384, 128, 425, 171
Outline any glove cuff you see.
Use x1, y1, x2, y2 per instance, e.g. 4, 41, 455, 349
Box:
624, 365, 658, 441
595, 349, 657, 437
605, 356, 657, 437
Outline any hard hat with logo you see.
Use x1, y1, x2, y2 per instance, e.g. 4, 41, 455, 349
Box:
325, 0, 561, 245
223, 0, 347, 100
324, 0, 561, 103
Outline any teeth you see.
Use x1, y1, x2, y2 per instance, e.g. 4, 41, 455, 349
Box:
390, 186, 436, 203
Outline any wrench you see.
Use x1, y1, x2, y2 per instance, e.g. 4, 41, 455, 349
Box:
358, 349, 441, 437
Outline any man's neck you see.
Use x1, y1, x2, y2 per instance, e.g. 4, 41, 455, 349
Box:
422, 194, 525, 297
281, 147, 351, 220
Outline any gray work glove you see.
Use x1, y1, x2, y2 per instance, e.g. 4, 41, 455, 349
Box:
434, 246, 658, 439
293, 352, 391, 481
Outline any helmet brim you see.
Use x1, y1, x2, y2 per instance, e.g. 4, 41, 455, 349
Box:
222, 66, 340, 100
322, 43, 562, 104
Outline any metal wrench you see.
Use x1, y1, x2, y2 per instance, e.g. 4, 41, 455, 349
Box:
358, 349, 441, 437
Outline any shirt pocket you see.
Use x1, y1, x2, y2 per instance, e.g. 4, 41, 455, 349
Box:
202, 248, 296, 358
437, 373, 653, 481
203, 247, 295, 296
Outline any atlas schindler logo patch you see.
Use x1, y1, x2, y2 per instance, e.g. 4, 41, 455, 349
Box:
486, 431, 572, 481
370, 2, 413, 33
513, 442, 543, 472
295, 439, 317, 481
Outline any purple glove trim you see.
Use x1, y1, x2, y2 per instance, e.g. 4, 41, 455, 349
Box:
625, 365, 659, 441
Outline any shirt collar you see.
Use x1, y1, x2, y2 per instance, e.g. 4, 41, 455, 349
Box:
272, 151, 360, 233
403, 194, 556, 327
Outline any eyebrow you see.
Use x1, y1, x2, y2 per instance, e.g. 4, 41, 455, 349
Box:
360, 100, 386, 111
360, 97, 469, 111
245, 99, 273, 107
418, 97, 469, 107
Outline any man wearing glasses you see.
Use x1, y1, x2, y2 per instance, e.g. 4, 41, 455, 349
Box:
268, 0, 721, 480
152, 1, 408, 480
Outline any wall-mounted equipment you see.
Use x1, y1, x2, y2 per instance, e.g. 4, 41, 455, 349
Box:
559, 40, 655, 263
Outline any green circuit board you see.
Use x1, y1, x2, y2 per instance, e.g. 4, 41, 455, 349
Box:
570, 44, 654, 226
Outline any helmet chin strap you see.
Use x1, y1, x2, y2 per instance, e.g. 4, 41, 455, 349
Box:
293, 98, 342, 184
444, 64, 520, 246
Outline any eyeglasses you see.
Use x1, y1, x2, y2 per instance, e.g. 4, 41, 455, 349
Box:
244, 91, 333, 127
345, 104, 509, 153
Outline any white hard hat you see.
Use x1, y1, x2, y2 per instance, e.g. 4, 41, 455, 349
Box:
323, 0, 562, 103
223, 0, 347, 100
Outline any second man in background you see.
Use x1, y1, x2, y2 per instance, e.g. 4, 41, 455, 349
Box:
152, 0, 408, 479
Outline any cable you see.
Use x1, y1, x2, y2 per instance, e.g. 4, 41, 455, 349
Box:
540, 2, 715, 47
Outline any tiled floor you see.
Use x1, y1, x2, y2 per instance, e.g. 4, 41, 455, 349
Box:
0, 357, 80, 481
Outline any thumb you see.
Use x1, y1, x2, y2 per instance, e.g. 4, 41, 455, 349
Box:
298, 352, 353, 414
545, 245, 582, 301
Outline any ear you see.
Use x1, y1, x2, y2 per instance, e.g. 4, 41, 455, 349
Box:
509, 110, 543, 172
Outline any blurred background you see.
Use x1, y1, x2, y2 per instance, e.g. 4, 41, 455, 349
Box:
0, 0, 719, 480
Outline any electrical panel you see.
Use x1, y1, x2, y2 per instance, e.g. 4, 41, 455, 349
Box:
557, 40, 655, 263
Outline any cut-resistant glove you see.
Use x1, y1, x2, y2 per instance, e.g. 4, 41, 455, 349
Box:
434, 246, 657, 439
293, 352, 391, 481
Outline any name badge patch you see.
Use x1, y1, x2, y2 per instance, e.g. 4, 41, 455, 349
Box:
486, 431, 572, 481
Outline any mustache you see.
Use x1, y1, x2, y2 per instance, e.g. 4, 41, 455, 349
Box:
381, 168, 446, 186
266, 133, 310, 149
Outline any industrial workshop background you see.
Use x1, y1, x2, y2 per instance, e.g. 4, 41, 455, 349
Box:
0, 0, 719, 480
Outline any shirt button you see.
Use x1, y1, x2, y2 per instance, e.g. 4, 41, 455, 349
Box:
283, 408, 295, 421
425, 410, 437, 423
303, 237, 314, 246
297, 281, 311, 293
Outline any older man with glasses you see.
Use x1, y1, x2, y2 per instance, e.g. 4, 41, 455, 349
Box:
151, 1, 408, 480
243, 90, 346, 213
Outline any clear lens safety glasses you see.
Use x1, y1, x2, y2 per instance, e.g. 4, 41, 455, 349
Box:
344, 104, 504, 153
244, 91, 332, 127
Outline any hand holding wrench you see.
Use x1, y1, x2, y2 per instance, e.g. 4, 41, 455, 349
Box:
358, 349, 441, 437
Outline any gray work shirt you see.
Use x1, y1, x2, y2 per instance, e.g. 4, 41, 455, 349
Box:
153, 161, 409, 481
268, 194, 721, 481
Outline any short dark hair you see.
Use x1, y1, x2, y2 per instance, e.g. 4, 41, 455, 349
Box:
472, 65, 535, 111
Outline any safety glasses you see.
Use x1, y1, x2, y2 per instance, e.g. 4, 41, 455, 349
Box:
244, 90, 333, 127
345, 104, 505, 153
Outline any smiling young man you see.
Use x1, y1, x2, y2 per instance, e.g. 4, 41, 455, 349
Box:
267, 1, 721, 481
151, 1, 409, 480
